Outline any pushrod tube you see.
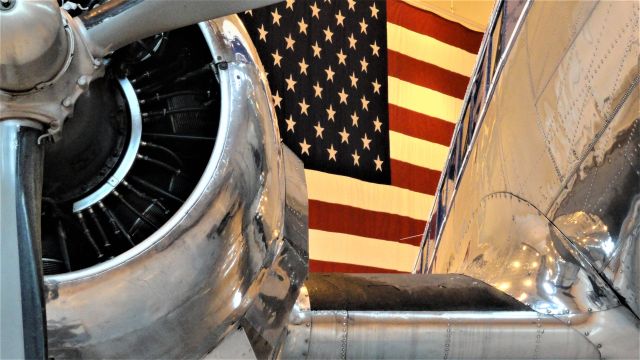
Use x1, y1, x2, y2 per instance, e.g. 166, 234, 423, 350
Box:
0, 120, 46, 359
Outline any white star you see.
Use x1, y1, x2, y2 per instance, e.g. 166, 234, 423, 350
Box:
337, 49, 347, 66
298, 98, 309, 115
325, 65, 335, 82
312, 41, 322, 58
299, 138, 311, 155
360, 95, 369, 111
285, 74, 297, 92
313, 81, 323, 98
351, 111, 359, 127
327, 144, 338, 161
335, 10, 345, 27
310, 2, 321, 19
362, 133, 372, 150
314, 121, 325, 138
348, 33, 358, 49
360, 57, 369, 73
369, 3, 379, 19
352, 150, 360, 166
326, 104, 336, 121
359, 18, 368, 34
370, 41, 380, 56
272, 91, 282, 108
339, 127, 350, 144
272, 8, 282, 26
271, 49, 282, 67
372, 79, 381, 94
285, 115, 296, 132
349, 72, 359, 88
299, 58, 309, 75
373, 116, 383, 132
285, 33, 296, 51
374, 155, 384, 171
286, 0, 295, 11
347, 0, 356, 11
338, 88, 349, 104
323, 26, 334, 43
298, 18, 308, 35
258, 24, 268, 42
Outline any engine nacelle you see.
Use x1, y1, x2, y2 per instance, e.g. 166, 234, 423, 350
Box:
44, 16, 308, 359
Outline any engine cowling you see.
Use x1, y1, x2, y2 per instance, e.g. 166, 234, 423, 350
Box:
44, 16, 308, 359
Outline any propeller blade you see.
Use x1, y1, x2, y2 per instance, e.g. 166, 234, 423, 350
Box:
0, 121, 47, 359
78, 0, 280, 57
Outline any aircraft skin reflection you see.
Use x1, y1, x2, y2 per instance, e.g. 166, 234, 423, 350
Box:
1, 0, 637, 359
414, 0, 639, 358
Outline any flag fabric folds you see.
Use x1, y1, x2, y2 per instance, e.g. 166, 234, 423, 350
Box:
239, 0, 483, 272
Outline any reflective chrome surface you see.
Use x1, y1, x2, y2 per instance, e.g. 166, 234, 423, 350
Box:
72, 77, 142, 212
0, 0, 277, 138
78, 0, 279, 57
0, 0, 69, 91
556, 306, 640, 360
281, 280, 638, 359
280, 287, 312, 359
44, 16, 307, 359
420, 0, 639, 325
281, 310, 603, 359
416, 0, 528, 273
240, 146, 309, 358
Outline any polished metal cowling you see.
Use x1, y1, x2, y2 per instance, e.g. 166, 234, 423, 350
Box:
0, 0, 69, 91
44, 16, 308, 359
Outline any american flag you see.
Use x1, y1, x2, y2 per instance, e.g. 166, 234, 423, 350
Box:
239, 0, 483, 272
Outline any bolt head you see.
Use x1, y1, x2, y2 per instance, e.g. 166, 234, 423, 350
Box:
77, 76, 88, 87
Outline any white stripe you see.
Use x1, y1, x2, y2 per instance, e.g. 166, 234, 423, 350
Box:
387, 22, 477, 77
390, 131, 450, 171
305, 169, 432, 221
388, 76, 463, 124
309, 229, 419, 272
402, 0, 494, 32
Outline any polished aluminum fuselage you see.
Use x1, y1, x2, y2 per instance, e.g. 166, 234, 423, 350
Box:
417, 0, 639, 358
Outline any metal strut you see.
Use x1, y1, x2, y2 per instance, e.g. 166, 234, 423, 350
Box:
0, 120, 47, 359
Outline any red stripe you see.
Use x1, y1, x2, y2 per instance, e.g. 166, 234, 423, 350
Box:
391, 159, 441, 195
309, 260, 405, 273
389, 104, 455, 147
309, 200, 425, 246
386, 0, 484, 54
388, 50, 469, 99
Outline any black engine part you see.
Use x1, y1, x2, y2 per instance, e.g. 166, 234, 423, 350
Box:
41, 26, 220, 274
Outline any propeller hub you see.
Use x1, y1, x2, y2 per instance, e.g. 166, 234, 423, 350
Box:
0, 0, 69, 92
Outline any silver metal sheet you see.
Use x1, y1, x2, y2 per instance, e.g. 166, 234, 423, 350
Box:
203, 327, 256, 359
0, 120, 46, 360
428, 0, 640, 319
78, 0, 279, 56
281, 310, 601, 359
